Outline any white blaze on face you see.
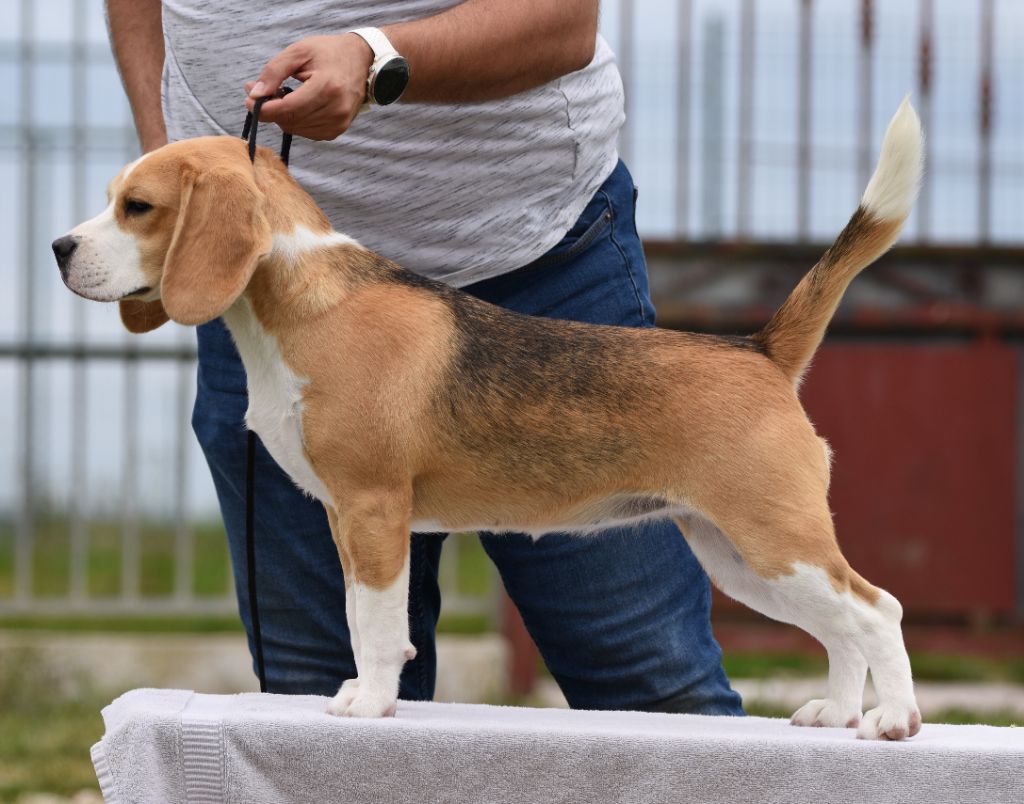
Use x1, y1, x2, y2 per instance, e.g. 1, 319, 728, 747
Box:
58, 152, 153, 302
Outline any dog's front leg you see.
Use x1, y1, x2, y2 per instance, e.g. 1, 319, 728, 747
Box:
325, 491, 415, 718
325, 506, 362, 713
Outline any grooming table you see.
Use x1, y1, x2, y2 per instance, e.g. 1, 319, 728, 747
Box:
92, 689, 1024, 804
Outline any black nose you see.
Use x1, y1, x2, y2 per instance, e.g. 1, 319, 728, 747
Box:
52, 235, 80, 278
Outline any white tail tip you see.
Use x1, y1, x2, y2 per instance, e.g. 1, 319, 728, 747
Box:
860, 95, 924, 222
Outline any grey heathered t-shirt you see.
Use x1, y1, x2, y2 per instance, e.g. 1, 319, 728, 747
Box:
160, 1, 625, 286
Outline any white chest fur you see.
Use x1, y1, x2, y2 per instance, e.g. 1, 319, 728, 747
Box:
221, 300, 332, 505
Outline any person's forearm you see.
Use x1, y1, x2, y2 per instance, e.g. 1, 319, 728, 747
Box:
106, 0, 167, 152
383, 0, 599, 102
248, 0, 600, 139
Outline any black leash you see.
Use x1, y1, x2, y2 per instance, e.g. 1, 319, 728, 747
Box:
242, 88, 293, 167
240, 87, 293, 694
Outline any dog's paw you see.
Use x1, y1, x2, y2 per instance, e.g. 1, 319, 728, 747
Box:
343, 688, 397, 719
326, 678, 360, 717
857, 703, 922, 740
790, 698, 861, 729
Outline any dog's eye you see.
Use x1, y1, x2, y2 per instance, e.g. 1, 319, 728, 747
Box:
124, 199, 153, 216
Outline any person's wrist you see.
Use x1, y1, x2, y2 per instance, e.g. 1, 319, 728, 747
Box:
140, 133, 168, 153
343, 31, 374, 70
337, 32, 374, 111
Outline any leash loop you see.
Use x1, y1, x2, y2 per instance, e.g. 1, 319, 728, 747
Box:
241, 86, 294, 166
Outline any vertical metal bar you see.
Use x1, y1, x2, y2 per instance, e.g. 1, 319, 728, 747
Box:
675, 0, 693, 237
173, 358, 192, 602
916, 0, 934, 242
122, 353, 140, 602
978, 0, 994, 245
858, 0, 874, 189
69, 0, 89, 603
618, 0, 636, 169
701, 16, 726, 239
796, 0, 813, 241
15, 0, 36, 607
121, 96, 142, 604
737, 0, 756, 240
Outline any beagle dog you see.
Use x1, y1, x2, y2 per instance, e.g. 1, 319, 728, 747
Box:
54, 99, 924, 740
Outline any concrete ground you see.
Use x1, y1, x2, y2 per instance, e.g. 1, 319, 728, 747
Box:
6, 629, 1021, 719
0, 630, 508, 706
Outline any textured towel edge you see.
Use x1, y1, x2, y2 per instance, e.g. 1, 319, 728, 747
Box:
91, 740, 120, 804
181, 692, 232, 803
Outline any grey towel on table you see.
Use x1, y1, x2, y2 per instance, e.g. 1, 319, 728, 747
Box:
92, 688, 1024, 804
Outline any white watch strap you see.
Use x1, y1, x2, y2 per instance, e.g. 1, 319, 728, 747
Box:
349, 27, 400, 61
348, 27, 401, 110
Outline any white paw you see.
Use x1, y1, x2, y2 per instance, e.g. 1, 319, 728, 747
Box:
404, 642, 417, 660
343, 688, 397, 719
857, 703, 922, 740
326, 678, 360, 716
791, 698, 861, 729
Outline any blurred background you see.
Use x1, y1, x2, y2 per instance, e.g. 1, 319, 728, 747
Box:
1, 0, 1022, 800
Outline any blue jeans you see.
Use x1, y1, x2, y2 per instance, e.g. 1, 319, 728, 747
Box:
192, 160, 744, 716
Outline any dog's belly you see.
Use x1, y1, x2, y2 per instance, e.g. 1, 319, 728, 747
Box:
411, 493, 684, 537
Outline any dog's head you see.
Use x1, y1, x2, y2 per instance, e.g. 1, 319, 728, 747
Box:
52, 137, 278, 332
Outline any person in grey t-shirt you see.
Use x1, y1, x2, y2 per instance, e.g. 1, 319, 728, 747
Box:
107, 0, 743, 716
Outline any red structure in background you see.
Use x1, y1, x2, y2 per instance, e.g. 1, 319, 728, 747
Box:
802, 343, 1017, 617
708, 338, 1023, 661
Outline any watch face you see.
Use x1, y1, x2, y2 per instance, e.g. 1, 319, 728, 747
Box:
373, 56, 410, 105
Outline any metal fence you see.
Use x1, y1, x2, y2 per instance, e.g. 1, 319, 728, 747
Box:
1, 0, 1020, 617
612, 0, 1020, 245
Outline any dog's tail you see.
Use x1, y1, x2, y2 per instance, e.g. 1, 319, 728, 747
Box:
754, 96, 923, 386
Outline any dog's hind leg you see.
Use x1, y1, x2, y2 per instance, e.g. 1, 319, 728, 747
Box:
674, 508, 920, 740
789, 641, 867, 729
325, 489, 416, 718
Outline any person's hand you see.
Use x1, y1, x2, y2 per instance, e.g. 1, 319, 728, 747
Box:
245, 34, 374, 140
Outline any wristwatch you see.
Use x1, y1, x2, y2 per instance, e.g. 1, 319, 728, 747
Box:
349, 27, 410, 107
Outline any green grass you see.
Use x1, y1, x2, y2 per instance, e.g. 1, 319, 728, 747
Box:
0, 520, 498, 637
451, 533, 494, 598
0, 517, 495, 607
0, 649, 104, 803
0, 614, 243, 633
723, 652, 828, 679
909, 653, 1024, 685
0, 514, 233, 601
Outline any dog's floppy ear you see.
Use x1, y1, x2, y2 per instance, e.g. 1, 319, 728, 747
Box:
119, 299, 170, 333
161, 166, 272, 326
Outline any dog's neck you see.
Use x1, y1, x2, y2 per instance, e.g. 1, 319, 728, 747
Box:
244, 225, 364, 328
240, 156, 375, 328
